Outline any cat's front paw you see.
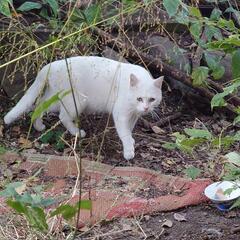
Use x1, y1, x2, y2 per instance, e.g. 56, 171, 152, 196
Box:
124, 149, 135, 160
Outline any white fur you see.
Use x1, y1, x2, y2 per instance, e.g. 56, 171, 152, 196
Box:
4, 56, 164, 160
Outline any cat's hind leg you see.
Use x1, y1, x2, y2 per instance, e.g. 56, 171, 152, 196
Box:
59, 107, 86, 137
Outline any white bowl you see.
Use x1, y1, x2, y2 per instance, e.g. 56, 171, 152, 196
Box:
204, 181, 240, 203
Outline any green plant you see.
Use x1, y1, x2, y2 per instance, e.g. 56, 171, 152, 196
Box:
40, 130, 65, 151
0, 145, 7, 155
163, 0, 240, 121
163, 128, 240, 153
0, 181, 92, 232
0, 182, 54, 231
183, 166, 202, 180
222, 152, 240, 209
0, 0, 59, 19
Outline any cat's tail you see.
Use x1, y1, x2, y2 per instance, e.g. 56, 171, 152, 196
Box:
4, 68, 47, 125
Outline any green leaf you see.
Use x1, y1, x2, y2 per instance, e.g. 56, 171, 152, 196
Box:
44, 0, 59, 17
7, 199, 27, 214
205, 25, 222, 42
217, 18, 236, 31
204, 53, 225, 80
50, 204, 77, 220
188, 6, 202, 18
183, 167, 201, 180
50, 200, 92, 220
172, 132, 186, 141
17, 2, 42, 12
179, 138, 205, 152
0, 145, 7, 155
191, 66, 209, 86
75, 200, 92, 210
40, 131, 55, 144
31, 90, 70, 123
223, 187, 235, 196
0, 182, 23, 198
210, 8, 222, 21
162, 142, 178, 150
19, 206, 48, 231
163, 0, 181, 17
233, 132, 240, 141
83, 3, 101, 25
234, 115, 240, 125
225, 152, 240, 167
206, 35, 240, 53
190, 22, 203, 40
210, 80, 240, 109
54, 131, 65, 151
184, 128, 212, 140
232, 49, 240, 79
211, 65, 225, 80
39, 7, 49, 19
0, 0, 12, 17
212, 136, 235, 148
230, 197, 240, 209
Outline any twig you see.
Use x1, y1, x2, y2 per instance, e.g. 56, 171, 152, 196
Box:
141, 112, 182, 130
135, 220, 147, 240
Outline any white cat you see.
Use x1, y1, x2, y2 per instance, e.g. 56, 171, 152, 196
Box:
4, 56, 163, 160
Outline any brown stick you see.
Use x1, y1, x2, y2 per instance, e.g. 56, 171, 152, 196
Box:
141, 112, 182, 130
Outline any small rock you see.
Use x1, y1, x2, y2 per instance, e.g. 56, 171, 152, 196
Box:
144, 215, 150, 221
161, 219, 173, 228
173, 213, 187, 222
202, 228, 222, 238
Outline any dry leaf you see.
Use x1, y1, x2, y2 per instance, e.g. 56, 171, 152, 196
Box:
79, 225, 90, 232
173, 213, 187, 222
152, 126, 165, 134
19, 137, 32, 148
161, 219, 173, 228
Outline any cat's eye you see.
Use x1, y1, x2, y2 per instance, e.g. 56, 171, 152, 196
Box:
149, 98, 155, 102
137, 97, 143, 102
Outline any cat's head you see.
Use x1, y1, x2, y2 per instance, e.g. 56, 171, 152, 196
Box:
129, 73, 164, 115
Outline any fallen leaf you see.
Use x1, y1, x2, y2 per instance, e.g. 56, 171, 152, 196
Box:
161, 219, 173, 228
152, 126, 165, 134
79, 225, 90, 232
19, 137, 32, 148
173, 213, 187, 222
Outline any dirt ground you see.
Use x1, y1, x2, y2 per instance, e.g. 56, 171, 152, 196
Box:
0, 88, 240, 239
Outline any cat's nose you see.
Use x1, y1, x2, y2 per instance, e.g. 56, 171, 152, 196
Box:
144, 107, 149, 112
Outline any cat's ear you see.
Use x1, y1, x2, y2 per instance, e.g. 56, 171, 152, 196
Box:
130, 74, 139, 87
154, 76, 164, 89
